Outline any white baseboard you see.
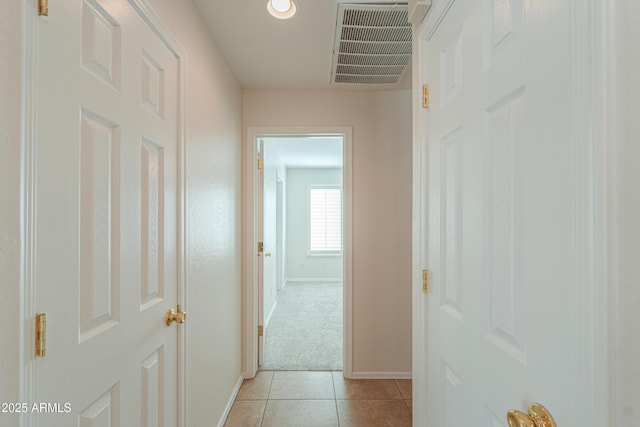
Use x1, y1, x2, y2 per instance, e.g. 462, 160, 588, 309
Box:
285, 277, 343, 284
347, 371, 412, 380
265, 301, 278, 330
217, 374, 245, 427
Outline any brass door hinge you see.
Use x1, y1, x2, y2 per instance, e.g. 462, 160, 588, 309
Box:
422, 269, 430, 294
38, 0, 48, 16
422, 84, 430, 109
257, 159, 264, 170
35, 313, 47, 357
258, 325, 264, 337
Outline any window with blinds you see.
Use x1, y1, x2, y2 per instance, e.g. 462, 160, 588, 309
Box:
309, 187, 342, 254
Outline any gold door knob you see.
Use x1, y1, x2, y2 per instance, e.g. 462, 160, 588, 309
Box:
265, 252, 272, 257
507, 403, 556, 427
166, 304, 186, 326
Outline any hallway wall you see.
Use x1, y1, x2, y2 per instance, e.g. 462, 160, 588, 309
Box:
244, 89, 413, 376
147, 0, 244, 424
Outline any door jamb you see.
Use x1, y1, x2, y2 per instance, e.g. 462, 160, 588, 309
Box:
243, 127, 353, 379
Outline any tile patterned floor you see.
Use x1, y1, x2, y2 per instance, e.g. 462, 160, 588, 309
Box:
224, 371, 412, 427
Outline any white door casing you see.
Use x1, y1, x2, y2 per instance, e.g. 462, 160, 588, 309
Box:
22, 0, 187, 425
244, 127, 353, 379
412, 0, 607, 425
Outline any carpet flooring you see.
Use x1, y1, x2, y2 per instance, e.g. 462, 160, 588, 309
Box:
261, 282, 343, 371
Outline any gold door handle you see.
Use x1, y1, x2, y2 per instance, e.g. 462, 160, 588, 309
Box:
507, 403, 556, 427
166, 304, 186, 326
265, 252, 271, 257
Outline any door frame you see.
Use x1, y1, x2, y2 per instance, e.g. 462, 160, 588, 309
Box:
411, 0, 609, 425
19, 1, 188, 425
244, 126, 353, 379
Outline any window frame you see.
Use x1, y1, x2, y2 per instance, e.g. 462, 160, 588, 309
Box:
308, 185, 343, 256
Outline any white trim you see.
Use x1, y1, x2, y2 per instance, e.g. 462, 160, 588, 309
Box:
412, 5, 457, 426
20, 1, 189, 426
244, 126, 353, 379
285, 278, 343, 284
604, 1, 620, 424
418, 0, 455, 42
411, 2, 451, 425
216, 374, 245, 427
348, 371, 412, 380
411, 20, 428, 427
264, 301, 278, 331
19, 2, 38, 426
570, 0, 608, 425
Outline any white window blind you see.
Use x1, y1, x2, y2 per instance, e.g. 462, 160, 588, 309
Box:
309, 187, 342, 253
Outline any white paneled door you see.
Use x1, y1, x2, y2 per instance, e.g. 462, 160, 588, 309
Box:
257, 140, 265, 366
32, 0, 181, 425
416, 0, 605, 425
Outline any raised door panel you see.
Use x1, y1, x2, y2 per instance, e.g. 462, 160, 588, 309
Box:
483, 88, 526, 365
79, 385, 120, 427
141, 348, 164, 427
141, 139, 165, 311
440, 127, 463, 322
81, 0, 121, 89
79, 110, 121, 343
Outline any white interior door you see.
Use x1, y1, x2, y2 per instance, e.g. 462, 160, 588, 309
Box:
33, 0, 181, 424
276, 176, 284, 291
263, 165, 278, 325
257, 140, 265, 366
418, 0, 604, 425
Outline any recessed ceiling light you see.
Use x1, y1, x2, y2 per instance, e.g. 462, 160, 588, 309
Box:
267, 0, 297, 19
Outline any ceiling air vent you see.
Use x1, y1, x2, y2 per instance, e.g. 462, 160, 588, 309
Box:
331, 3, 412, 87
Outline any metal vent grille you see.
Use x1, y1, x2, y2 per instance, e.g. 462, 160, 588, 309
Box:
331, 4, 412, 87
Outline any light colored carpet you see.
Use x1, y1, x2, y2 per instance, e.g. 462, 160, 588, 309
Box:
261, 282, 343, 371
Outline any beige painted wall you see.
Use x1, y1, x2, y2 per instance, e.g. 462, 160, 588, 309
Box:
0, 2, 23, 426
244, 89, 413, 375
147, 0, 244, 424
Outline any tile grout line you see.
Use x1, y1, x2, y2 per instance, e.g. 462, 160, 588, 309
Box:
259, 371, 275, 427
332, 371, 341, 427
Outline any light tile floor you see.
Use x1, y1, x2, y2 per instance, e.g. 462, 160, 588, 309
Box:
224, 371, 412, 427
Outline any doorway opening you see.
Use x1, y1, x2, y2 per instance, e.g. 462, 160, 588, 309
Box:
260, 136, 343, 370
244, 127, 353, 378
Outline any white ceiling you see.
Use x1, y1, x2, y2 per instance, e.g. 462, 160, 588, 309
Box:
264, 136, 343, 168
191, 0, 411, 90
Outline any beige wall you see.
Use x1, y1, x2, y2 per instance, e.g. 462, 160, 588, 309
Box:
244, 89, 413, 375
147, 0, 244, 424
0, 2, 23, 425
